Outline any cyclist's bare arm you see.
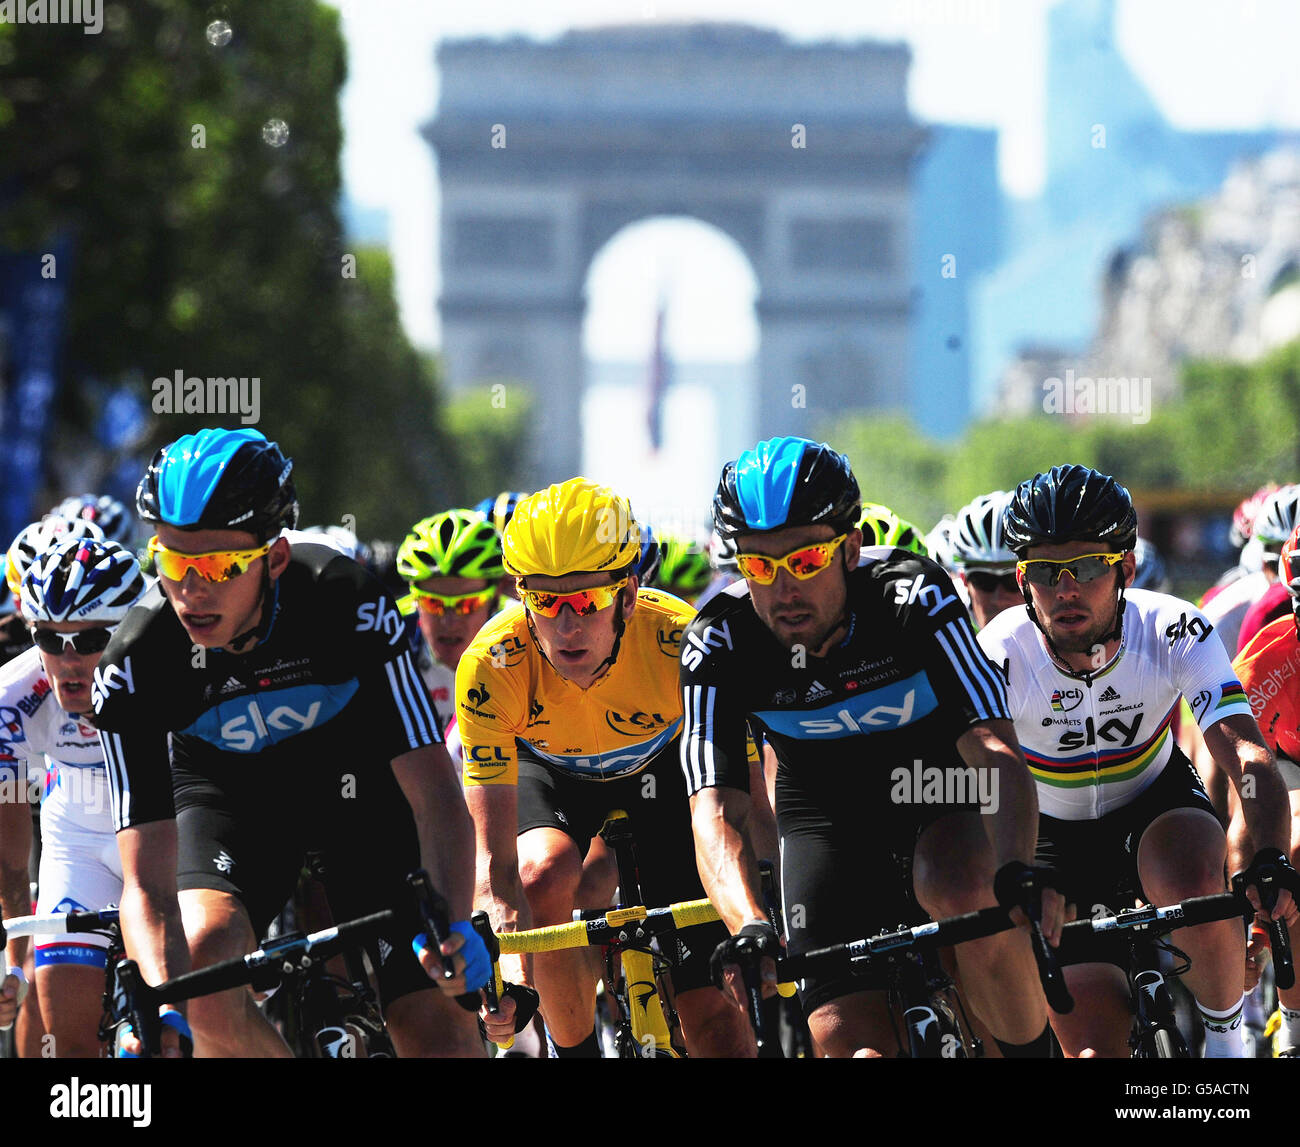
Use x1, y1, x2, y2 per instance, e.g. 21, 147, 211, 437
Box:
0, 789, 31, 1024
392, 742, 474, 918
0, 785, 32, 969
689, 785, 767, 931
394, 742, 482, 994
1202, 713, 1296, 923
116, 819, 192, 1056
955, 718, 1065, 942
463, 781, 531, 987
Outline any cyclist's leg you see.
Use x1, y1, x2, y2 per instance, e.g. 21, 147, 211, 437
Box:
33, 768, 116, 1057
1050, 963, 1132, 1058
514, 754, 610, 1053
808, 991, 901, 1058
777, 797, 902, 1057
517, 826, 591, 1047
323, 769, 483, 1058
626, 747, 752, 1057
913, 810, 1049, 1047
174, 794, 302, 1058
1134, 756, 1245, 1048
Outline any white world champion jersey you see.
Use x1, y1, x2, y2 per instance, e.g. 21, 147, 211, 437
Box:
977, 588, 1253, 820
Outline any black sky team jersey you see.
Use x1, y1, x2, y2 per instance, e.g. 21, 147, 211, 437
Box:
679, 548, 1010, 797
90, 542, 442, 832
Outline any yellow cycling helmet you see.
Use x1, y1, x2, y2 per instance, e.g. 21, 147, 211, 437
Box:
502, 477, 641, 580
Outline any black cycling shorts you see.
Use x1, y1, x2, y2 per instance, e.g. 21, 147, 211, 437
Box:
775, 758, 981, 1017
173, 752, 433, 1009
515, 739, 726, 994
1036, 749, 1221, 970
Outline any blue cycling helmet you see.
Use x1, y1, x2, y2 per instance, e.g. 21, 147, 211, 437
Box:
473, 491, 529, 537
635, 522, 662, 585
137, 428, 298, 542
713, 437, 860, 540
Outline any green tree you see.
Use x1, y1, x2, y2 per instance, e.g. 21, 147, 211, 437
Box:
0, 2, 459, 539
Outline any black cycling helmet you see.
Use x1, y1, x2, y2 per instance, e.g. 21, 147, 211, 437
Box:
137, 428, 299, 543
1002, 464, 1137, 556
1005, 464, 1137, 662
713, 437, 860, 540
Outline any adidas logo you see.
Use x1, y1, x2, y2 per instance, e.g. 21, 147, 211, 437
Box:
804, 679, 832, 702
377, 937, 393, 965
220, 676, 243, 694
1098, 685, 1120, 702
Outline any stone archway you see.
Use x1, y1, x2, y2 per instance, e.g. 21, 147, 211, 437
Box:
425, 23, 924, 487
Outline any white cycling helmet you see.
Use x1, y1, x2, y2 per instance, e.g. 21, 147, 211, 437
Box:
924, 515, 959, 571
950, 491, 1017, 570
1253, 484, 1300, 557
21, 537, 149, 626
5, 516, 106, 596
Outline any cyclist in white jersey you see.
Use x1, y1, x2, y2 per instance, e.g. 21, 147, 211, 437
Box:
979, 465, 1296, 1057
0, 536, 148, 1055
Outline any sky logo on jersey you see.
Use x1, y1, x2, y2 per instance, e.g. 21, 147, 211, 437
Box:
90, 657, 135, 713
892, 574, 960, 617
180, 680, 358, 753
355, 597, 405, 646
754, 671, 938, 739
528, 720, 681, 779
680, 621, 733, 672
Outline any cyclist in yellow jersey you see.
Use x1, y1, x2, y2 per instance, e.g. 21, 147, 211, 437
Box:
458, 478, 760, 1057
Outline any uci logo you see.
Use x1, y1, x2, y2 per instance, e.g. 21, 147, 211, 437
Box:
355, 598, 404, 646
605, 709, 667, 736
467, 744, 510, 780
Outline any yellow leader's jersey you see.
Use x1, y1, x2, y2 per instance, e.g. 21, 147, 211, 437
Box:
457, 588, 695, 786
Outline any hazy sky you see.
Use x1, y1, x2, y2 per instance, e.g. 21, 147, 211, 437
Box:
325, 0, 1300, 360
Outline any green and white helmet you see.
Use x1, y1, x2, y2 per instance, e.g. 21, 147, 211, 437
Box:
653, 534, 714, 598
858, 502, 929, 556
397, 509, 505, 582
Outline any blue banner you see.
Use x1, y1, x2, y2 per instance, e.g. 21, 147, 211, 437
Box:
0, 237, 72, 548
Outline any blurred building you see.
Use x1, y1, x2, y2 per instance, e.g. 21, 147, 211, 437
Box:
974, 0, 1279, 414
425, 23, 925, 486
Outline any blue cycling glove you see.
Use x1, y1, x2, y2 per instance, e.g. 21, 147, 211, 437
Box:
116, 1009, 194, 1058
412, 920, 492, 993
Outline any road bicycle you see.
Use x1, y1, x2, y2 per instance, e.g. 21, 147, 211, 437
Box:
494, 809, 731, 1058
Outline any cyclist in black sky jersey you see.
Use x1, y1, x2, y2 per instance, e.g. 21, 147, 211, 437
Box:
680, 436, 1063, 1058
90, 427, 486, 1057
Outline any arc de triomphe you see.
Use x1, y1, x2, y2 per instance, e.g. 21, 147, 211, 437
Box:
425, 23, 924, 487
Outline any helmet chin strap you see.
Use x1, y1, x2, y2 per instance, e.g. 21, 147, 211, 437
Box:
1023, 567, 1127, 679
226, 561, 277, 653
